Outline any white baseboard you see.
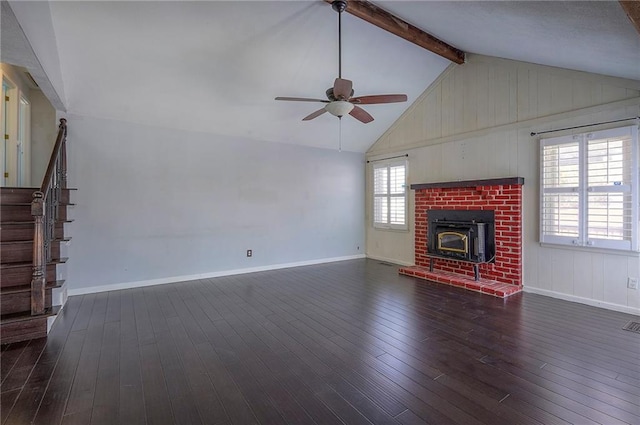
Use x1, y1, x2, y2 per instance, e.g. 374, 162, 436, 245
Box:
523, 286, 640, 316
365, 254, 414, 267
52, 284, 68, 308
47, 308, 63, 333
47, 284, 69, 333
68, 254, 366, 296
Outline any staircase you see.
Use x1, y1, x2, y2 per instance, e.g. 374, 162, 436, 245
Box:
0, 119, 72, 344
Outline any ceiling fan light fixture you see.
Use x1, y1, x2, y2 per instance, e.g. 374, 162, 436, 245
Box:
325, 100, 354, 117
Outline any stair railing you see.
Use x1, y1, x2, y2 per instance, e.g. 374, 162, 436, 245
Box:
31, 118, 67, 315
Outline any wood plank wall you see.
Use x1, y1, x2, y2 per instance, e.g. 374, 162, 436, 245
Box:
366, 54, 640, 312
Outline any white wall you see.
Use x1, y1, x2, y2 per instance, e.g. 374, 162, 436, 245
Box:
367, 54, 640, 313
66, 113, 365, 293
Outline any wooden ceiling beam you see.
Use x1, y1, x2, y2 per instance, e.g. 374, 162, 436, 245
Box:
620, 1, 640, 35
325, 0, 465, 64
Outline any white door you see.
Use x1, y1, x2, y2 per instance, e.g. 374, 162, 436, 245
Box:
17, 96, 30, 186
1, 79, 9, 187
1, 77, 30, 187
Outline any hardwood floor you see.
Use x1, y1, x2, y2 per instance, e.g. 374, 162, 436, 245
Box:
1, 259, 639, 424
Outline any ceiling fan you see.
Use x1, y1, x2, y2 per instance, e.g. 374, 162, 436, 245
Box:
275, 0, 407, 124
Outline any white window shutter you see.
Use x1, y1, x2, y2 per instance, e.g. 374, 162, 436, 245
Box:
373, 160, 408, 230
540, 125, 638, 251
540, 137, 581, 245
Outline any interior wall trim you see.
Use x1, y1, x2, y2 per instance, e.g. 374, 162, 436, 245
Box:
523, 286, 640, 315
67, 254, 366, 296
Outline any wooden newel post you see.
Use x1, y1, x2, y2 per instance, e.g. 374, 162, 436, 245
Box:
31, 191, 46, 315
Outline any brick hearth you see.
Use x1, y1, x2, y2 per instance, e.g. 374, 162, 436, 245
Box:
399, 177, 524, 298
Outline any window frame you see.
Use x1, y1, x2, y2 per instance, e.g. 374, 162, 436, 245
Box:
539, 125, 639, 252
372, 159, 408, 231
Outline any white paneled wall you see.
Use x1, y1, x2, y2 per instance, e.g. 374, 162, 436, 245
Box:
367, 54, 640, 313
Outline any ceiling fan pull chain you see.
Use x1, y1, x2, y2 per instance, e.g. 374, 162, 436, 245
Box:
339, 116, 342, 152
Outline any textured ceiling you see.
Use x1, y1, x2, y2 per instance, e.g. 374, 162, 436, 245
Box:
10, 1, 640, 152
379, 1, 640, 82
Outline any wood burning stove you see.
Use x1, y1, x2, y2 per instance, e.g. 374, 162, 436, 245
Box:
435, 222, 487, 262
428, 210, 495, 264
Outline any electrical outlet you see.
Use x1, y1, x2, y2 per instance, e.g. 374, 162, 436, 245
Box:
247, 249, 252, 257
628, 277, 638, 290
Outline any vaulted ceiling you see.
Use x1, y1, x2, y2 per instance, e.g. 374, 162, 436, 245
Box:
5, 1, 640, 152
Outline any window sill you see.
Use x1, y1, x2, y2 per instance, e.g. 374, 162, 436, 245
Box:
373, 225, 409, 233
539, 242, 640, 256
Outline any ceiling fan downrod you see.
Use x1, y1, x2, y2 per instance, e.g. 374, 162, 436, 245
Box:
332, 1, 347, 79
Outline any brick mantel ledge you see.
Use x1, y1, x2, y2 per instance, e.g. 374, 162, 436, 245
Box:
411, 177, 524, 191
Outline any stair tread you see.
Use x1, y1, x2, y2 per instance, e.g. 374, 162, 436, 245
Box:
2, 202, 76, 207
0, 219, 74, 225
0, 222, 33, 227
1, 306, 61, 324
1, 280, 65, 294
0, 187, 77, 190
0, 237, 71, 245
0, 258, 68, 269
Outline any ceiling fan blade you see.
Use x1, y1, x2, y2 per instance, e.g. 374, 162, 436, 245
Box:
349, 105, 374, 124
275, 97, 329, 103
350, 94, 408, 105
302, 108, 328, 121
333, 78, 353, 100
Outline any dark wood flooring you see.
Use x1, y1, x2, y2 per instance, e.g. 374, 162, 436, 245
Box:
1, 259, 640, 425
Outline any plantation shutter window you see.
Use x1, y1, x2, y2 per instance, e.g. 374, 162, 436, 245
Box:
540, 125, 639, 251
541, 139, 580, 244
373, 160, 408, 230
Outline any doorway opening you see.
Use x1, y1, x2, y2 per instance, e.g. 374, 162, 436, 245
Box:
1, 63, 55, 188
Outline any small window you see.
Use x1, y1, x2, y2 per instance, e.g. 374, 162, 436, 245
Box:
373, 159, 408, 230
540, 125, 639, 251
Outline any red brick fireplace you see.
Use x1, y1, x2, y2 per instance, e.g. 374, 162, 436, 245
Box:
399, 177, 524, 298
